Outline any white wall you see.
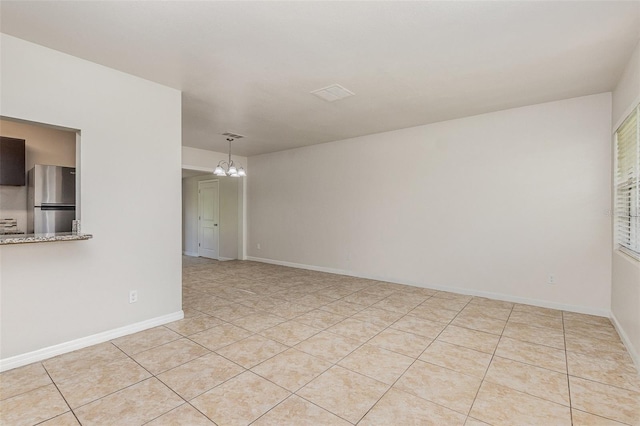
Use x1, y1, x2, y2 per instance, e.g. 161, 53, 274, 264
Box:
248, 93, 612, 314
611, 39, 640, 368
0, 35, 182, 365
182, 174, 239, 259
0, 119, 76, 233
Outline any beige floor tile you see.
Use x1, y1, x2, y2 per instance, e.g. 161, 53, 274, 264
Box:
494, 336, 567, 373
131, 338, 210, 375
502, 322, 565, 349
295, 293, 336, 308
185, 296, 231, 313
351, 306, 405, 327
359, 388, 466, 425
231, 312, 286, 332
111, 327, 182, 356
216, 334, 288, 368
207, 303, 257, 321
164, 315, 222, 336
39, 411, 81, 425
470, 381, 571, 426
484, 356, 570, 406
395, 360, 482, 414
420, 296, 469, 312
390, 315, 447, 338
0, 362, 51, 401
321, 285, 359, 299
339, 344, 414, 384
367, 328, 433, 358
564, 332, 629, 357
569, 376, 640, 425
189, 323, 253, 350
419, 340, 492, 378
451, 313, 507, 335
268, 302, 314, 319
571, 409, 628, 426
157, 352, 244, 400
294, 309, 346, 329
0, 384, 69, 426
459, 304, 512, 321
6, 260, 640, 426
294, 331, 363, 363
512, 303, 563, 319
260, 320, 322, 345
508, 310, 564, 331
468, 297, 513, 310
145, 403, 215, 425
56, 357, 151, 408
297, 365, 388, 424
407, 305, 460, 323
42, 342, 128, 382
191, 371, 289, 426
562, 311, 613, 328
251, 348, 332, 391
358, 286, 396, 298
565, 324, 624, 344
342, 291, 387, 306
563, 317, 615, 333
567, 350, 640, 392
437, 325, 500, 354
181, 307, 205, 319
326, 318, 384, 343
433, 291, 472, 301
464, 418, 492, 426
74, 378, 183, 426
372, 294, 423, 313
252, 395, 350, 425
319, 300, 366, 316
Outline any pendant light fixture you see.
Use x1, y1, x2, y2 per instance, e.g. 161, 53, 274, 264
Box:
214, 137, 246, 177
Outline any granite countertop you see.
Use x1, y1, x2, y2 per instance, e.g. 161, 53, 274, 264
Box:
0, 232, 93, 245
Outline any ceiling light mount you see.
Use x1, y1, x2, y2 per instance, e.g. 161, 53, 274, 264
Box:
214, 137, 246, 177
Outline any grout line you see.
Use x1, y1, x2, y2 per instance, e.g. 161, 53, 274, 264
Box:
38, 363, 82, 425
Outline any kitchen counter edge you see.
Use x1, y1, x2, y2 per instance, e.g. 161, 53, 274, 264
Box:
0, 233, 93, 245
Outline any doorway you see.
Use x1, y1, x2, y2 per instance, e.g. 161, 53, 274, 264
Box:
197, 179, 219, 259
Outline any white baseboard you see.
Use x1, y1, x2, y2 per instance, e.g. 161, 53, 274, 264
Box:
246, 256, 610, 317
183, 251, 198, 257
218, 257, 235, 261
0, 310, 184, 372
610, 312, 640, 373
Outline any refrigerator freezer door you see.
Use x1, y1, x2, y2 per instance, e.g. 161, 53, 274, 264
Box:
34, 206, 76, 234
33, 165, 76, 205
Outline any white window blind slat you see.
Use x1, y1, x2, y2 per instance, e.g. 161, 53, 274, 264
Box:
614, 105, 640, 258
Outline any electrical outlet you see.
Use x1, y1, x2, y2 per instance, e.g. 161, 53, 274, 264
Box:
548, 274, 556, 285
257, 243, 261, 250
129, 290, 138, 303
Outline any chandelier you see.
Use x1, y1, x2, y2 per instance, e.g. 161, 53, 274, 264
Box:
214, 138, 246, 177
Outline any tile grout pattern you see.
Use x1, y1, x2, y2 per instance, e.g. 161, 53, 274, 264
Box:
1, 256, 639, 425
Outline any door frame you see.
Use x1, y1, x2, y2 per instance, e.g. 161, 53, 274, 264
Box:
197, 179, 219, 259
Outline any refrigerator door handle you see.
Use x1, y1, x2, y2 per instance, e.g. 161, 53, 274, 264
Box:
40, 205, 76, 211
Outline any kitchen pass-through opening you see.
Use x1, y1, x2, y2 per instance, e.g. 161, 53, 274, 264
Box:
0, 116, 81, 235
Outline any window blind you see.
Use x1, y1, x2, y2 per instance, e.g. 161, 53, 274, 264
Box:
615, 105, 640, 258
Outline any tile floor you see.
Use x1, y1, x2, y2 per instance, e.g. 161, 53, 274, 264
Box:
2, 256, 639, 425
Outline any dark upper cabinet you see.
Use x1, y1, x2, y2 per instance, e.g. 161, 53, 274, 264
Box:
0, 136, 26, 186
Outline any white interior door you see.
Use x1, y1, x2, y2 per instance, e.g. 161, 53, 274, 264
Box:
198, 180, 219, 259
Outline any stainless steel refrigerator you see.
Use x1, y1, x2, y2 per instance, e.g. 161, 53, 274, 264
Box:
27, 165, 76, 234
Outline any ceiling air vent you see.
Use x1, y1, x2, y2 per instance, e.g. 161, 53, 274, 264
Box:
222, 132, 245, 139
311, 84, 355, 102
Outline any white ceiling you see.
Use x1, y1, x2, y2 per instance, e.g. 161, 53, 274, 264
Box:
1, 1, 639, 157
